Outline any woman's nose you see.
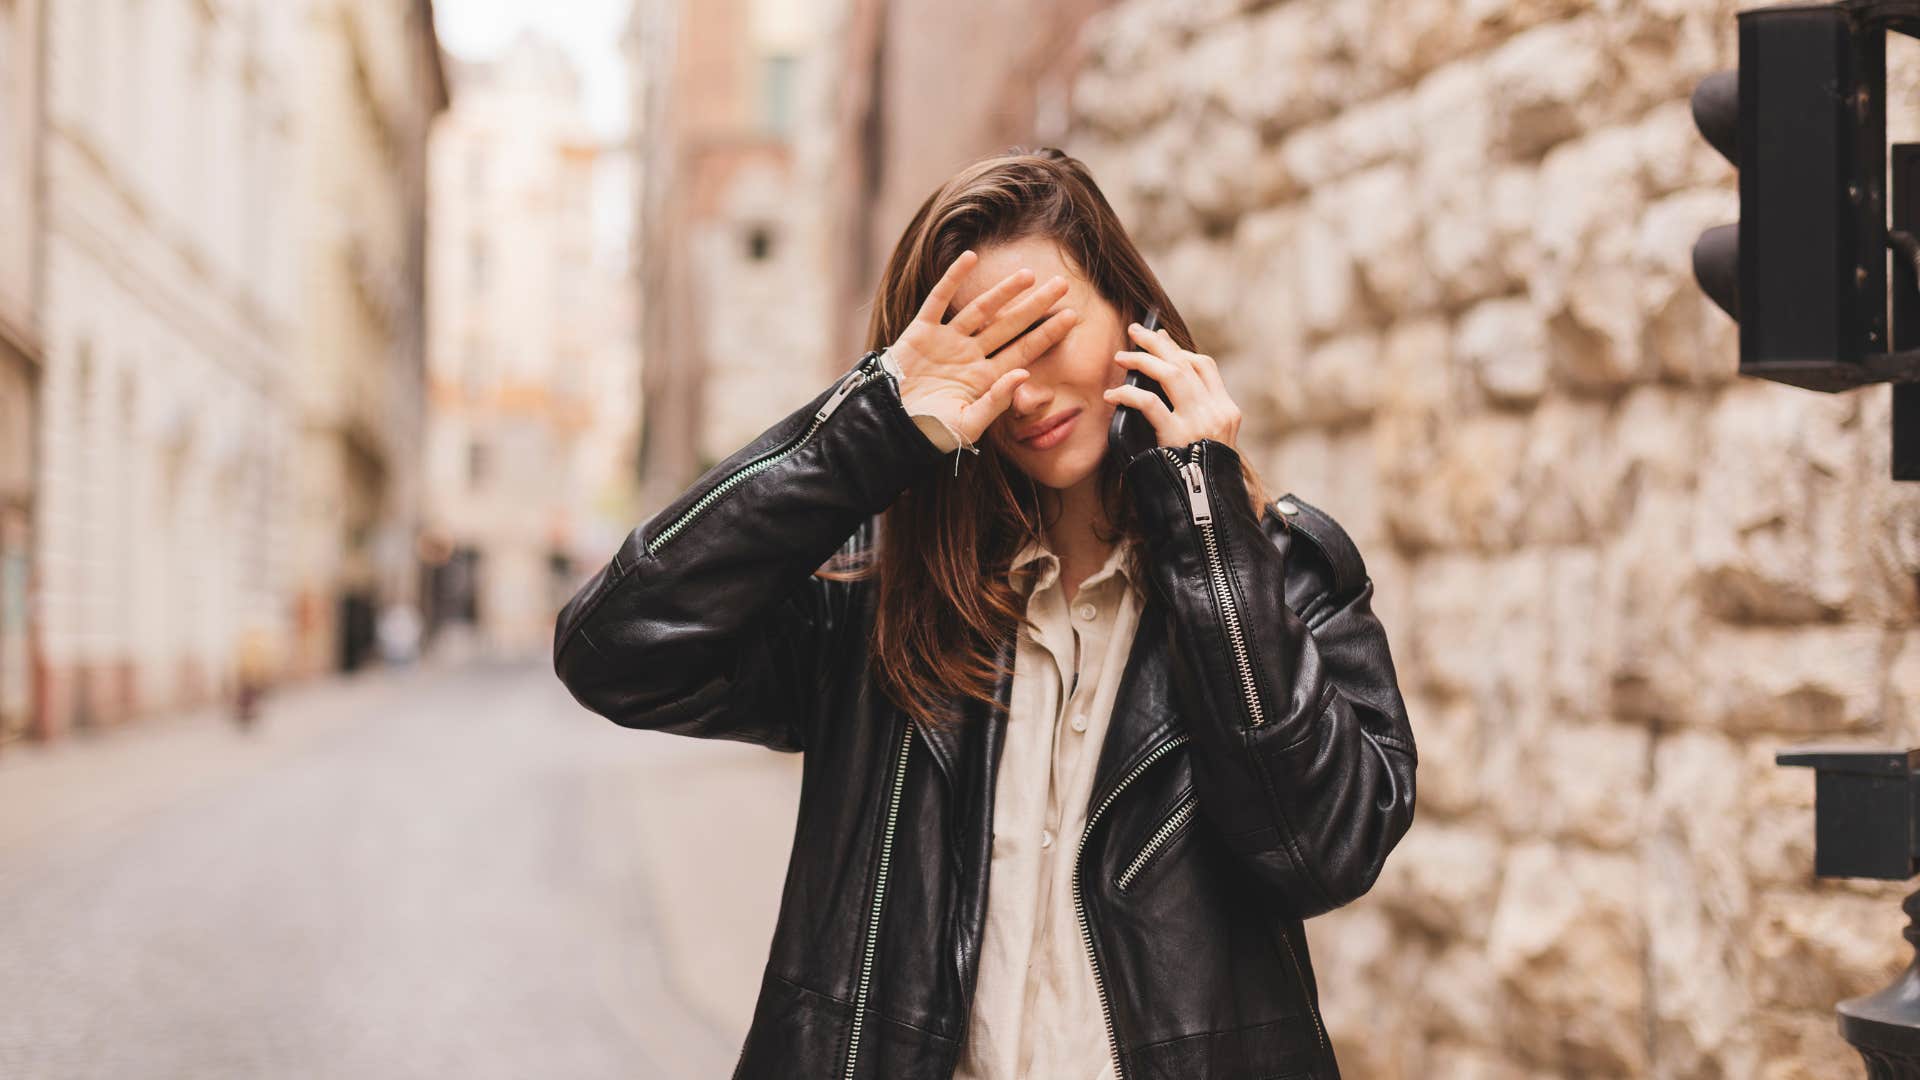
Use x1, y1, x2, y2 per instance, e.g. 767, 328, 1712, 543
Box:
1010, 377, 1051, 418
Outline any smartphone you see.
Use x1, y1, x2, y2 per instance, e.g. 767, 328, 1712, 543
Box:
1108, 307, 1170, 464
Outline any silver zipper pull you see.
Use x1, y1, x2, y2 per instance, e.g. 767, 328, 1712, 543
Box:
816, 368, 865, 423
1183, 460, 1211, 525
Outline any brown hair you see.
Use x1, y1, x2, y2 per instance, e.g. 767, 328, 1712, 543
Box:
823, 147, 1272, 733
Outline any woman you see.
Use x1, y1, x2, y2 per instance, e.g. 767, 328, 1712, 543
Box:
553, 147, 1416, 1080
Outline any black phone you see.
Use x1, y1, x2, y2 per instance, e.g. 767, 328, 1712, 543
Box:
1108, 307, 1169, 464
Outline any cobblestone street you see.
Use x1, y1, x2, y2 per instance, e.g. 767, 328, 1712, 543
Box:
0, 659, 803, 1079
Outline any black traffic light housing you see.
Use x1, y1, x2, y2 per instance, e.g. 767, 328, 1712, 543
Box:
1774, 747, 1920, 1066
1775, 746, 1920, 880
1692, 0, 1920, 478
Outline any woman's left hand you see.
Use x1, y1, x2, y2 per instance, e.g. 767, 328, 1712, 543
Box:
1103, 321, 1243, 452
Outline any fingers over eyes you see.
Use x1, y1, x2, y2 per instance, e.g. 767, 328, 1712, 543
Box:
917, 250, 978, 324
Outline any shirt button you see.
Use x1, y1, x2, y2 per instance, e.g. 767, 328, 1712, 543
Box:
1070, 713, 1087, 733
1074, 601, 1097, 621
1040, 827, 1054, 849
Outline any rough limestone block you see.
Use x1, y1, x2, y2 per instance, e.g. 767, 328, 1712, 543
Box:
1456, 296, 1548, 406
1642, 730, 1759, 1078
1154, 233, 1239, 356
1486, 16, 1616, 160
1601, 484, 1704, 723
1372, 819, 1506, 938
1319, 164, 1437, 319
1751, 887, 1910, 1011
1528, 720, 1649, 849
1176, 110, 1289, 227
1485, 841, 1648, 1074
1694, 623, 1885, 734
1692, 384, 1860, 622
1743, 739, 1817, 892
1299, 332, 1382, 426
1277, 90, 1418, 191
1398, 689, 1482, 818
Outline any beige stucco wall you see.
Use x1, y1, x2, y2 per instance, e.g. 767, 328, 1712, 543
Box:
36, 0, 300, 728
288, 0, 445, 674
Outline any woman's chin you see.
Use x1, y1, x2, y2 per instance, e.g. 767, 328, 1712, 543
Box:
1011, 441, 1104, 492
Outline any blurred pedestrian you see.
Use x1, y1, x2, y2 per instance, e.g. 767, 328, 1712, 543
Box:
234, 624, 276, 732
378, 601, 423, 666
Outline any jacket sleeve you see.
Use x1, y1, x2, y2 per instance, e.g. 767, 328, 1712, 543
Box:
1122, 438, 1418, 920
552, 350, 946, 751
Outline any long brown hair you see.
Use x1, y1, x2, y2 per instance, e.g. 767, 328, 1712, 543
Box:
824, 146, 1272, 733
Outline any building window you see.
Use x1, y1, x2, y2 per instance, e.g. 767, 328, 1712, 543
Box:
745, 223, 775, 262
761, 53, 796, 137
467, 439, 489, 489
463, 345, 489, 394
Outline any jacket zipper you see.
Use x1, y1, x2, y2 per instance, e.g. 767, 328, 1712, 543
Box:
1073, 731, 1190, 1080
1113, 791, 1199, 891
1278, 920, 1330, 1055
1161, 443, 1330, 1057
844, 720, 913, 1079
649, 356, 887, 557
1160, 443, 1266, 727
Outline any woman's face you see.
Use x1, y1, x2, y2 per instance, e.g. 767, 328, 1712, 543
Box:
949, 237, 1129, 491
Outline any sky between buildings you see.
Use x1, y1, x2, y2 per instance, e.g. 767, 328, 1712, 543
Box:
433, 0, 632, 140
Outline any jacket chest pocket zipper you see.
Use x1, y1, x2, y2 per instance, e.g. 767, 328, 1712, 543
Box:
1075, 731, 1190, 1080
1277, 921, 1329, 1056
843, 720, 912, 1079
1114, 791, 1199, 891
1161, 443, 1267, 728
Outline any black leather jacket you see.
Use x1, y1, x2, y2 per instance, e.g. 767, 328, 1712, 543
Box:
552, 347, 1418, 1080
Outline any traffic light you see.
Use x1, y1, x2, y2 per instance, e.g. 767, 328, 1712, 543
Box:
1690, 2, 1887, 393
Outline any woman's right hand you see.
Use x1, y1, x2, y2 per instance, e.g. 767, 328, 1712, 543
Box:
885, 250, 1079, 448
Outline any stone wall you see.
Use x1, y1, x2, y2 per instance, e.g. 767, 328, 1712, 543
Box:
1069, 1, 1920, 1075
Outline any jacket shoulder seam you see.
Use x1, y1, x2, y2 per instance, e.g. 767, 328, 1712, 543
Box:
1273, 492, 1366, 596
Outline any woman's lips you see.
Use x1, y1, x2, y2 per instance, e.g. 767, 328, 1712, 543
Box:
1018, 409, 1079, 450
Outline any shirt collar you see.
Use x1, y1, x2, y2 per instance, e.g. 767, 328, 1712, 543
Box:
1010, 532, 1136, 596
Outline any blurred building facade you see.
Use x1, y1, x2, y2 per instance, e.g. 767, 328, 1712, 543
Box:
821, 0, 1108, 355
0, 0, 43, 745
628, 0, 855, 513
287, 0, 447, 676
423, 33, 639, 658
10, 0, 448, 743
35, 0, 306, 736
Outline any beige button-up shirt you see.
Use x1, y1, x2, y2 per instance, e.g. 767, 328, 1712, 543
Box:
953, 530, 1144, 1080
